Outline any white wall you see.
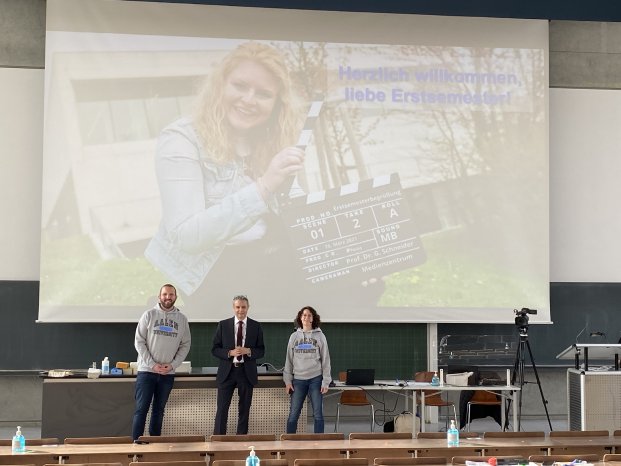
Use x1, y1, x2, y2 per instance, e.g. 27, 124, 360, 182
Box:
0, 68, 43, 280
550, 88, 621, 282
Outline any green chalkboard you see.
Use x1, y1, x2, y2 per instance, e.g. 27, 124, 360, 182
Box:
0, 280, 427, 377
439, 282, 621, 366
5, 280, 621, 370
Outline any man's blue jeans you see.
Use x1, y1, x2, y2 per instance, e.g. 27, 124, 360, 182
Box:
132, 371, 175, 440
286, 374, 324, 433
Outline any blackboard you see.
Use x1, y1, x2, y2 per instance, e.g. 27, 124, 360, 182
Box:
439, 282, 621, 366
0, 280, 427, 378
6, 280, 619, 371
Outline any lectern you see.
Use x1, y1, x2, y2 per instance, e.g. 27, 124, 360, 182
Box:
556, 343, 621, 371
557, 343, 621, 431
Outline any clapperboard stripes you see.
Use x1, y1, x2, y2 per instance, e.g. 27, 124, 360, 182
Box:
302, 173, 395, 206
280, 173, 427, 286
296, 100, 323, 149
279, 100, 324, 203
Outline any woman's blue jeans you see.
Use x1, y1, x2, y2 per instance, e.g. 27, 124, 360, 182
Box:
286, 375, 324, 433
132, 371, 175, 440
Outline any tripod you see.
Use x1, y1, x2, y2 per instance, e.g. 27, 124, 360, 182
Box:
505, 325, 553, 431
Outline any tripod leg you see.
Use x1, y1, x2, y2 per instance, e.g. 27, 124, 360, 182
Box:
505, 339, 525, 431
516, 339, 527, 431
525, 339, 553, 431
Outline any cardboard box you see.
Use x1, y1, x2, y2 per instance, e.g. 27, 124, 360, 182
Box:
445, 372, 473, 386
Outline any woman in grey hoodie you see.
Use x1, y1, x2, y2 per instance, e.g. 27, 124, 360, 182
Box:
283, 306, 332, 433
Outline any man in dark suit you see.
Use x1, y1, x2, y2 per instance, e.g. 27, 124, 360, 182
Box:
212, 294, 265, 435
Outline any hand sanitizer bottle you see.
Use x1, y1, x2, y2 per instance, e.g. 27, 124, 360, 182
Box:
12, 426, 25, 453
431, 371, 440, 386
101, 357, 110, 375
246, 445, 260, 466
447, 419, 459, 447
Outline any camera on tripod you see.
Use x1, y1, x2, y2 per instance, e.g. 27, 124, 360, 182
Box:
514, 307, 537, 328
508, 306, 551, 432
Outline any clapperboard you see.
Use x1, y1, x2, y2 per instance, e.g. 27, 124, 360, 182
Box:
280, 173, 427, 287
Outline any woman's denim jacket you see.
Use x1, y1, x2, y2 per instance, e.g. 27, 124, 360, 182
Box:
145, 117, 279, 295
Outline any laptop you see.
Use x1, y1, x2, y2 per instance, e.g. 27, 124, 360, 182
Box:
345, 368, 375, 386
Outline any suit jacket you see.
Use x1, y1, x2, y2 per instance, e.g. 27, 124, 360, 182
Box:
211, 316, 265, 385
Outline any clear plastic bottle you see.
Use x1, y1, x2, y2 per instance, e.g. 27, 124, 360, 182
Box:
101, 357, 110, 375
246, 445, 260, 466
447, 419, 459, 447
431, 371, 440, 386
12, 425, 25, 453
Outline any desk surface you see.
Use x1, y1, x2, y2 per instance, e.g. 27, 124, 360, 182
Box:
557, 344, 621, 360
2, 436, 620, 456
1, 438, 620, 466
332, 381, 520, 391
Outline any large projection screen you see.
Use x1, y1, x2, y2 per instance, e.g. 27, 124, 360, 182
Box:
41, 0, 549, 323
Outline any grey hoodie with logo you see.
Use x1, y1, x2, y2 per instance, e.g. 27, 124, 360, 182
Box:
283, 328, 332, 388
135, 303, 191, 373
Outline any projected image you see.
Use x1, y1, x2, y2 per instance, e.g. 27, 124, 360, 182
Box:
40, 3, 548, 322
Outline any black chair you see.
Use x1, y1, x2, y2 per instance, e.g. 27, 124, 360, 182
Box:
456, 368, 503, 430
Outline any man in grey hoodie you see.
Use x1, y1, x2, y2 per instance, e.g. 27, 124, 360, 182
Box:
132, 284, 191, 440
283, 306, 332, 433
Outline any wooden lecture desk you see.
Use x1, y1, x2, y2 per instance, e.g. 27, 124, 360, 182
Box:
41, 368, 294, 440
2, 435, 621, 466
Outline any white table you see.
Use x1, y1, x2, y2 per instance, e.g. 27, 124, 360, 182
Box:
330, 380, 520, 432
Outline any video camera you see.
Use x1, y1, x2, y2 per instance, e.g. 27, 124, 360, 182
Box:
514, 308, 537, 328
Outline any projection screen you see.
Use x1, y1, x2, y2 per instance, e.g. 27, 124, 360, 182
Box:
41, 0, 549, 322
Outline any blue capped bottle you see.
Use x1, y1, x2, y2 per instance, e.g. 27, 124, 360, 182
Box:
447, 419, 459, 447
12, 426, 25, 453
101, 356, 110, 375
246, 445, 260, 466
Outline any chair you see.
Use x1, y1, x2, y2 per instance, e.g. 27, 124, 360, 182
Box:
414, 372, 457, 429
130, 463, 207, 466
416, 431, 483, 459
64, 436, 134, 444
374, 457, 447, 465
280, 433, 344, 441
211, 461, 288, 466
483, 431, 545, 438
452, 456, 525, 465
465, 390, 501, 431
138, 435, 205, 443
279, 432, 346, 461
0, 437, 59, 445
547, 430, 610, 458
481, 430, 547, 457
294, 460, 368, 466
604, 454, 621, 461
349, 432, 412, 440
417, 432, 480, 439
549, 430, 609, 437
529, 454, 600, 462
44, 464, 123, 466
614, 430, 621, 437
210, 434, 277, 442
335, 389, 375, 432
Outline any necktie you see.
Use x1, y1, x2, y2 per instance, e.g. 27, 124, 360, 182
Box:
236, 321, 244, 363
237, 321, 243, 348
